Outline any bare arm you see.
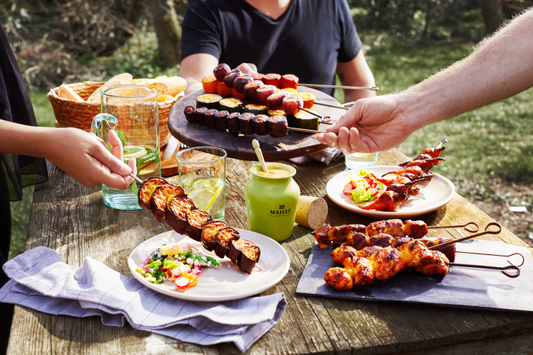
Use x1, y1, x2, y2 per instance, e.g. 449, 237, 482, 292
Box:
0, 121, 135, 188
180, 53, 219, 95
336, 50, 376, 102
317, 9, 533, 154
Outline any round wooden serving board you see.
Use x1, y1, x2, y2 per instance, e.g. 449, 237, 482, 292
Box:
168, 88, 344, 161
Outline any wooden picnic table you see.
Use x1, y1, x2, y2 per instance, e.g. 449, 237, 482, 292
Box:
7, 148, 533, 354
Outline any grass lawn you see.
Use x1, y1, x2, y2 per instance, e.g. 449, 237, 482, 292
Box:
9, 36, 533, 259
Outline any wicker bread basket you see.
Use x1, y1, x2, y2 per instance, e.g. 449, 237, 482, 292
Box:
47, 81, 182, 148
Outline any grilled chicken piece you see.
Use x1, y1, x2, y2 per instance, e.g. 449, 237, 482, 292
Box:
366, 219, 405, 237
361, 247, 405, 282
414, 250, 449, 275
418, 237, 456, 262
324, 267, 353, 291
331, 245, 358, 265
313, 224, 332, 249
395, 240, 435, 269
401, 220, 429, 239
343, 257, 374, 286
401, 157, 444, 172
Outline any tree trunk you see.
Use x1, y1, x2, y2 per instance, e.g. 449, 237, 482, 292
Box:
480, 0, 504, 33
115, 0, 148, 50
150, 0, 181, 68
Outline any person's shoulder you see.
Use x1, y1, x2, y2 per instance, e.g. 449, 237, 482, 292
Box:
187, 0, 237, 11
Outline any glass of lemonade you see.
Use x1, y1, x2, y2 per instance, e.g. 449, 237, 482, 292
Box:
92, 85, 160, 210
176, 146, 227, 221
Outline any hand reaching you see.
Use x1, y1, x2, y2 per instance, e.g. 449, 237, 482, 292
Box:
45, 127, 135, 189
316, 94, 419, 154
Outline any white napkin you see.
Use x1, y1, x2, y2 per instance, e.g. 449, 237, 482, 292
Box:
0, 246, 286, 352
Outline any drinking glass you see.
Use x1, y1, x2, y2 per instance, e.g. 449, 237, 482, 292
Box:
176, 146, 227, 221
91, 85, 160, 210
345, 152, 379, 169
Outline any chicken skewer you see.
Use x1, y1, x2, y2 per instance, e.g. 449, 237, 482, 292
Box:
314, 219, 465, 260
324, 240, 449, 291
324, 234, 521, 291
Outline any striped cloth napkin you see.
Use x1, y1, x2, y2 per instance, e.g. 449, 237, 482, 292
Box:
0, 246, 286, 352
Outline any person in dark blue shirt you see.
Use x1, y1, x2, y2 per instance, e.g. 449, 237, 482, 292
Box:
179, 0, 375, 102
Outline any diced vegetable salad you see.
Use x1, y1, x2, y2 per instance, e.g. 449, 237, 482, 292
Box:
135, 243, 220, 291
343, 170, 386, 204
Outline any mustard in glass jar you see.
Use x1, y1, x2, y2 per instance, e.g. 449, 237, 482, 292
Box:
244, 163, 300, 242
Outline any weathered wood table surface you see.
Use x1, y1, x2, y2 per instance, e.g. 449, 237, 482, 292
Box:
7, 149, 533, 355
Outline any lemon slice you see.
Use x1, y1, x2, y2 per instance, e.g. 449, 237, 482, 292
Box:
188, 178, 223, 212
124, 146, 147, 159
193, 177, 222, 190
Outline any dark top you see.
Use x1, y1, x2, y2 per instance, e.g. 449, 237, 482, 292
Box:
0, 22, 48, 262
180, 0, 361, 96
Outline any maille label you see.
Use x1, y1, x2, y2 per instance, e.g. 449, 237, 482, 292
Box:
270, 204, 291, 217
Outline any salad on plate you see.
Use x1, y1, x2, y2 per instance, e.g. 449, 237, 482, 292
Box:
135, 243, 220, 291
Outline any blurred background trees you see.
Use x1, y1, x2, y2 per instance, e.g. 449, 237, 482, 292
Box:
0, 0, 530, 90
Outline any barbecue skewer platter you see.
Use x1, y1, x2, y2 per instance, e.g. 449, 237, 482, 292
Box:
167, 87, 342, 161
326, 166, 456, 218
296, 239, 533, 312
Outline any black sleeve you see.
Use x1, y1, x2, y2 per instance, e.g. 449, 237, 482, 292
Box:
336, 0, 362, 63
180, 0, 223, 62
0, 22, 48, 202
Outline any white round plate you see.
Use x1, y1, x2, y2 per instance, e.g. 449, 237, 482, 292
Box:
326, 166, 455, 218
128, 229, 290, 302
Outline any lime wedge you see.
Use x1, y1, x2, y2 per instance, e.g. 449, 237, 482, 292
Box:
124, 146, 147, 159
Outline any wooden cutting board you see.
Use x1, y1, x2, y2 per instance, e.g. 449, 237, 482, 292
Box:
167, 88, 345, 161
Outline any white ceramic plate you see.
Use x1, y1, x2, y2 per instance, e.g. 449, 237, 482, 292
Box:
326, 166, 455, 218
128, 229, 290, 302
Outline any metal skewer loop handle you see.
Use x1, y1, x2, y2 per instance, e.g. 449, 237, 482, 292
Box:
449, 260, 521, 278
428, 222, 502, 250
428, 221, 480, 233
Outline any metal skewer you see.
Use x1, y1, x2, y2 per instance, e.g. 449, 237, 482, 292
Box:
298, 106, 333, 125
288, 127, 325, 134
299, 83, 379, 91
314, 101, 350, 111
449, 251, 524, 278
428, 222, 502, 250
427, 221, 480, 233
130, 173, 143, 184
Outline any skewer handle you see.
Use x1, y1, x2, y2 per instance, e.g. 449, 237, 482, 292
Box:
314, 101, 350, 111
299, 83, 379, 91
288, 127, 325, 134
130, 173, 143, 184
428, 222, 502, 250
